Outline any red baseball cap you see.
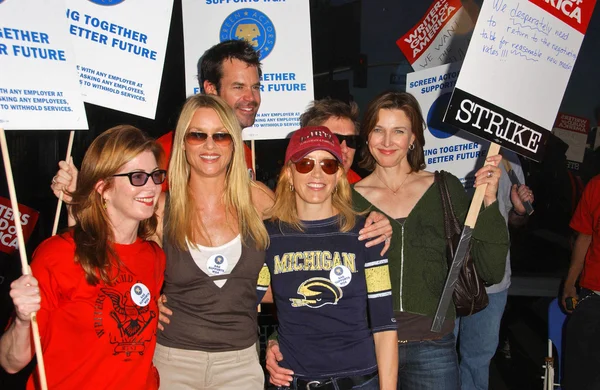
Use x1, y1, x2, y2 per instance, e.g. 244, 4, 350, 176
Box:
285, 126, 343, 163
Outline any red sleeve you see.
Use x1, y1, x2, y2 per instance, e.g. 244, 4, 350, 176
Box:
29, 235, 75, 339
570, 177, 599, 235
346, 169, 362, 185
156, 132, 174, 192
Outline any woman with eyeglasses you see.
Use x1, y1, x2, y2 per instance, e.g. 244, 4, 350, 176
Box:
257, 126, 398, 390
0, 125, 166, 389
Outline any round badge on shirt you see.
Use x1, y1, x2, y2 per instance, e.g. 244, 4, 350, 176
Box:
207, 254, 228, 275
329, 265, 352, 287
130, 283, 151, 307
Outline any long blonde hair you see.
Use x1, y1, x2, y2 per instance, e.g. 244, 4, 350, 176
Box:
165, 94, 268, 250
269, 163, 356, 232
69, 125, 161, 285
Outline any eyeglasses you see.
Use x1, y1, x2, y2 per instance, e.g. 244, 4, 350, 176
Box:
293, 158, 339, 175
112, 170, 167, 187
334, 134, 361, 149
185, 131, 233, 146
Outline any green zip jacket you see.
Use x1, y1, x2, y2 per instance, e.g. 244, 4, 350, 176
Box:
352, 173, 509, 320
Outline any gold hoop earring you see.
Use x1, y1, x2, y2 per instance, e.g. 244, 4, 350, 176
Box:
289, 184, 294, 192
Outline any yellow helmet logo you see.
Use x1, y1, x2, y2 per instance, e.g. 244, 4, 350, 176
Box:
289, 277, 343, 308
235, 24, 260, 48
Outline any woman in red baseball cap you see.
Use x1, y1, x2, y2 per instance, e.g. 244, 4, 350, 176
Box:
257, 126, 398, 390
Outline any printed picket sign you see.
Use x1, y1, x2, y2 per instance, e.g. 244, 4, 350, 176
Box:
182, 1, 314, 140
0, 0, 87, 130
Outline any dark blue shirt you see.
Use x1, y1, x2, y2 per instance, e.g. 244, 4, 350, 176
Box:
257, 215, 397, 378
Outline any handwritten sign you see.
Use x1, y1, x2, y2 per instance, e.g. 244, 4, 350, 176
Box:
65, 0, 173, 119
0, 0, 88, 130
182, 1, 314, 140
553, 112, 589, 163
0, 197, 39, 254
443, 0, 596, 161
396, 0, 475, 70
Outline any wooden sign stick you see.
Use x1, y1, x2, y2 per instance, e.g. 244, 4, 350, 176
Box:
0, 127, 48, 390
251, 139, 257, 179
51, 130, 75, 236
431, 142, 501, 332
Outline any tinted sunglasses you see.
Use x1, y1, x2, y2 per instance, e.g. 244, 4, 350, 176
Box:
185, 131, 233, 146
334, 134, 361, 149
112, 169, 167, 187
293, 158, 339, 175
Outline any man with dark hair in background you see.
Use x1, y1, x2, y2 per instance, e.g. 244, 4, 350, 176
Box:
300, 98, 363, 184
157, 39, 261, 181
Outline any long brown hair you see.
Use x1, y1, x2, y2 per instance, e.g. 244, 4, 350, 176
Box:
165, 94, 268, 251
69, 125, 162, 285
359, 91, 426, 172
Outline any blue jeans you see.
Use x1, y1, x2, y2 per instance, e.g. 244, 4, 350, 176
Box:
272, 374, 379, 390
454, 289, 508, 390
397, 332, 460, 389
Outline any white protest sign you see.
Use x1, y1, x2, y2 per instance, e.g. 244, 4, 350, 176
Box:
396, 0, 475, 70
552, 112, 589, 163
182, 1, 314, 140
443, 0, 596, 161
0, 0, 87, 130
407, 62, 483, 188
65, 0, 173, 119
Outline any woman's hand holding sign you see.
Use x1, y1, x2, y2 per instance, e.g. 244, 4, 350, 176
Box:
51, 160, 78, 203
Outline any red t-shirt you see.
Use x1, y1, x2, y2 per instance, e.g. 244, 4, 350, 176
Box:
346, 169, 362, 185
27, 233, 165, 390
156, 131, 254, 191
570, 174, 600, 291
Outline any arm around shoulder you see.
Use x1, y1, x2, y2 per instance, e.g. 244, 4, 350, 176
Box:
251, 181, 275, 218
149, 192, 167, 246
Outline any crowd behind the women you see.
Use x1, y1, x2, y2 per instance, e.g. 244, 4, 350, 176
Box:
0, 39, 530, 390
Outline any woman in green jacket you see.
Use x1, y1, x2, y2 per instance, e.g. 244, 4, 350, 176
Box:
352, 91, 508, 390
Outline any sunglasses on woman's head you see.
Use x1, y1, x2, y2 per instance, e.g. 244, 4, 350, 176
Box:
293, 158, 339, 175
334, 134, 361, 149
112, 169, 167, 186
185, 131, 233, 146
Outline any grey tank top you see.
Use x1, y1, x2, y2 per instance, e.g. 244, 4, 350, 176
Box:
157, 200, 266, 352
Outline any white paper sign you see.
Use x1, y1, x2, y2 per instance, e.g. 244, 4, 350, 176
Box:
407, 62, 483, 187
0, 0, 87, 130
65, 0, 173, 119
443, 0, 596, 161
182, 1, 314, 140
